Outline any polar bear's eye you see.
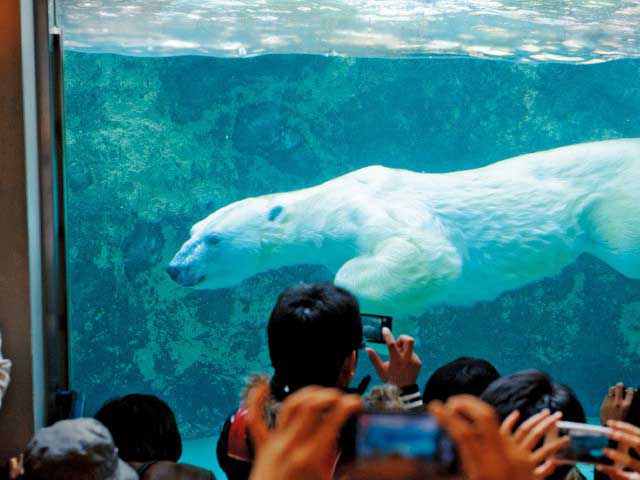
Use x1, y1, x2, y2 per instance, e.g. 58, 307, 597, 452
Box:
205, 234, 221, 246
268, 205, 285, 222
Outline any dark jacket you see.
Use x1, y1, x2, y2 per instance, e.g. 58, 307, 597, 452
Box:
134, 461, 216, 480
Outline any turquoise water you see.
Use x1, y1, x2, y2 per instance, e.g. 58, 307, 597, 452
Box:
63, 51, 640, 476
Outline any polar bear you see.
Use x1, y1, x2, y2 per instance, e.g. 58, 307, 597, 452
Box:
166, 139, 640, 315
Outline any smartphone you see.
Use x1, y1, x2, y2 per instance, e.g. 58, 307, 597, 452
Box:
552, 421, 613, 465
361, 313, 392, 344
355, 412, 457, 472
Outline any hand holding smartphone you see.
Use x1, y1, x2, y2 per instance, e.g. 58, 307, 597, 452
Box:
355, 411, 458, 473
549, 421, 613, 465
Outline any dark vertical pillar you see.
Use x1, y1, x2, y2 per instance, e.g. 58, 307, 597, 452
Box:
0, 0, 45, 461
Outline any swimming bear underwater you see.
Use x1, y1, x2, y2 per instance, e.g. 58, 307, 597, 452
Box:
167, 139, 640, 315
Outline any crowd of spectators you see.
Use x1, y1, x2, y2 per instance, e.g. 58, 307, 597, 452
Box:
2, 282, 640, 480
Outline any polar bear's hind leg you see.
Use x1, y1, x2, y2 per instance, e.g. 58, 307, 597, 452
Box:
585, 189, 640, 280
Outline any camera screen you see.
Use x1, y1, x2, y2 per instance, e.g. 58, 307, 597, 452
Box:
361, 314, 392, 344
356, 413, 456, 468
555, 423, 612, 465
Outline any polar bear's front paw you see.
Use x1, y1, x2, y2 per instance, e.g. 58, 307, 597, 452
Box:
334, 236, 461, 315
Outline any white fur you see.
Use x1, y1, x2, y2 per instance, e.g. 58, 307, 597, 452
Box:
168, 139, 640, 315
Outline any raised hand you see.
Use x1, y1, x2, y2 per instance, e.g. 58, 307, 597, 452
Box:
500, 409, 569, 479
366, 328, 422, 387
247, 382, 362, 480
8, 454, 24, 479
429, 395, 537, 480
601, 383, 635, 425
596, 420, 640, 477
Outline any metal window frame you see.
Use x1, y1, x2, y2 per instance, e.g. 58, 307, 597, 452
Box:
30, 0, 70, 425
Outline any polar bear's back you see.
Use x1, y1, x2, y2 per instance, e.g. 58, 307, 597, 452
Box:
336, 139, 640, 304
340, 138, 640, 190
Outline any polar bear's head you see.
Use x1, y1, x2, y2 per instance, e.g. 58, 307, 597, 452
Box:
166, 197, 287, 289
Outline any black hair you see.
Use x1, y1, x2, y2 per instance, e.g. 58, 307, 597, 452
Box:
94, 394, 182, 462
481, 370, 586, 424
422, 357, 500, 403
481, 370, 586, 480
268, 282, 363, 401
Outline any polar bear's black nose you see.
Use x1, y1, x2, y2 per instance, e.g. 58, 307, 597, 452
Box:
166, 263, 205, 287
166, 264, 181, 281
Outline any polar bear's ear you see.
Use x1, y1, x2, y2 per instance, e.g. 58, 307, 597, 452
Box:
267, 205, 286, 222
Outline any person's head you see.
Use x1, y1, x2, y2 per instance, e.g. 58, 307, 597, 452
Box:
480, 370, 586, 425
268, 282, 363, 400
23, 418, 137, 480
95, 394, 182, 462
481, 370, 586, 480
422, 357, 500, 403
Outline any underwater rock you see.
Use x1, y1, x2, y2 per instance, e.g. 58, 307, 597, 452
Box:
233, 102, 283, 154
123, 221, 165, 281
66, 158, 93, 191
232, 102, 302, 156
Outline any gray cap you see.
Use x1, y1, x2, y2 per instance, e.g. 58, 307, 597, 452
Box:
24, 418, 138, 480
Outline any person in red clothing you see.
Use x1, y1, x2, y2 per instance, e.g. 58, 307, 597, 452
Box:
216, 282, 423, 480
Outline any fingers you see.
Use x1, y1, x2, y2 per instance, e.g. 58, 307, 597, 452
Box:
531, 436, 570, 464
429, 398, 489, 477
428, 400, 475, 444
501, 410, 520, 435
616, 383, 626, 403
279, 387, 343, 435
319, 394, 363, 438
534, 460, 559, 479
513, 409, 550, 443
295, 388, 346, 436
596, 465, 640, 480
608, 421, 640, 443
447, 395, 501, 442
522, 411, 563, 451
396, 334, 415, 359
624, 388, 636, 407
246, 381, 272, 451
604, 448, 640, 472
365, 348, 388, 379
427, 401, 451, 431
278, 389, 362, 459
602, 386, 616, 415
8, 455, 25, 479
608, 430, 640, 450
276, 386, 324, 431
382, 327, 401, 359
